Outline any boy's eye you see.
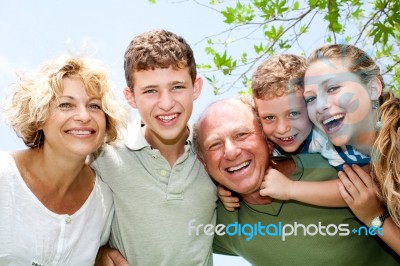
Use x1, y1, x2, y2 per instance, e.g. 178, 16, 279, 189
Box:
264, 116, 275, 121
288, 111, 300, 118
143, 89, 157, 94
173, 85, 185, 90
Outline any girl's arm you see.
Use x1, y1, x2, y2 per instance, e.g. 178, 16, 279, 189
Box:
338, 164, 400, 255
260, 167, 346, 207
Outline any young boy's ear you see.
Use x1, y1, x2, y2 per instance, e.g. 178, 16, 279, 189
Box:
192, 76, 203, 100
123, 87, 137, 109
369, 77, 383, 100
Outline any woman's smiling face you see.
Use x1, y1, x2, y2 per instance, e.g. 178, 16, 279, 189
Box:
304, 59, 376, 147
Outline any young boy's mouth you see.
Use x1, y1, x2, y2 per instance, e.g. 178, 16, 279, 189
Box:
157, 113, 179, 122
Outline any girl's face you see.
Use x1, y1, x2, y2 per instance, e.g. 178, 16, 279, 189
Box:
304, 59, 378, 148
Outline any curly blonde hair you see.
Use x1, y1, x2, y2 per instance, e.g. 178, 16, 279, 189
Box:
124, 29, 197, 89
372, 91, 400, 226
252, 54, 306, 100
308, 44, 400, 225
3, 55, 126, 148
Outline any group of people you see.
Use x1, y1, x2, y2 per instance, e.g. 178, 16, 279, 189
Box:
0, 28, 399, 265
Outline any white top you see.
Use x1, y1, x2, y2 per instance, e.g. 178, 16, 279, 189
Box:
0, 151, 114, 266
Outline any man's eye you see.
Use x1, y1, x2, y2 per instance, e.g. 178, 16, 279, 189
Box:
173, 85, 185, 90
208, 142, 221, 150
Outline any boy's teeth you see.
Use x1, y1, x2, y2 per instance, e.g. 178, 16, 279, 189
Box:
280, 136, 294, 141
158, 114, 178, 121
323, 114, 344, 125
228, 161, 250, 172
68, 130, 91, 135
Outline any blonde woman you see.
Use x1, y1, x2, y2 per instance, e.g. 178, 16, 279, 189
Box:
304, 44, 400, 254
0, 55, 126, 265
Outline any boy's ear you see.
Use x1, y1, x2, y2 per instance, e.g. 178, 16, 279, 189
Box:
192, 76, 203, 100
369, 77, 383, 101
123, 87, 137, 109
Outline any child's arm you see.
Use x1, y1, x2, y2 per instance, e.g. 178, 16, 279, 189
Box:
338, 164, 400, 255
217, 185, 240, 211
260, 167, 347, 207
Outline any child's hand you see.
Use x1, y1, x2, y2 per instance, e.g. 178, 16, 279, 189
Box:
259, 168, 293, 200
338, 164, 385, 225
218, 185, 240, 211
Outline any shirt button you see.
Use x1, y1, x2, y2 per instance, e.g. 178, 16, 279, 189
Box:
151, 155, 157, 159
65, 216, 72, 224
160, 170, 167, 176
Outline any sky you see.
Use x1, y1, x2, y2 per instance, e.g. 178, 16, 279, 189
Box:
0, 0, 249, 264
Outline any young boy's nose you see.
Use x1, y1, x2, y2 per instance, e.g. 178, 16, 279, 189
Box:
158, 91, 175, 110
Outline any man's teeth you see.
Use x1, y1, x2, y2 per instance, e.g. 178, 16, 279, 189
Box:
322, 114, 344, 125
67, 130, 92, 135
228, 161, 250, 172
158, 114, 178, 121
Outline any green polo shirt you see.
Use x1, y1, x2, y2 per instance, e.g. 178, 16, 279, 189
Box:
93, 116, 217, 265
213, 153, 399, 265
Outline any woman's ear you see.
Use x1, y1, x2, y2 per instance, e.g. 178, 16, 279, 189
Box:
369, 77, 383, 101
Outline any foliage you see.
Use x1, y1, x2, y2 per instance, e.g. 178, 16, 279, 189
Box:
151, 0, 400, 96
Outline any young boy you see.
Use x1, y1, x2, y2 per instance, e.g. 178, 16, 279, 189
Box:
220, 54, 369, 210
93, 30, 217, 265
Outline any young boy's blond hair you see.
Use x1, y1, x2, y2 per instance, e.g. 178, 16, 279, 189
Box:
251, 54, 306, 99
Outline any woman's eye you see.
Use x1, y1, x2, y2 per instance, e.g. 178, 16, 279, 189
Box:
327, 85, 340, 93
58, 102, 72, 109
89, 103, 102, 110
305, 96, 316, 104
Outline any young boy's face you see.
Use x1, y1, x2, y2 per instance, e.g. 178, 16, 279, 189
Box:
124, 66, 202, 145
254, 91, 312, 153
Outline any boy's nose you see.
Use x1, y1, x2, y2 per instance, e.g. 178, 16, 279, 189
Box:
158, 91, 175, 110
276, 120, 291, 134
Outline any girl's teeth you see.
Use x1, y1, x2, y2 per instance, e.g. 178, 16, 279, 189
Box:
323, 114, 344, 125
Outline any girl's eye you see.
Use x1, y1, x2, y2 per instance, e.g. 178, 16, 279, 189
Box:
305, 96, 316, 104
288, 111, 300, 118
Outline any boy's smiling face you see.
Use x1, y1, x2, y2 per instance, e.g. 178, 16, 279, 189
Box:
254, 91, 313, 153
124, 66, 202, 146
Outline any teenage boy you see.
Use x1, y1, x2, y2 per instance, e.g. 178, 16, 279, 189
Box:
93, 29, 217, 265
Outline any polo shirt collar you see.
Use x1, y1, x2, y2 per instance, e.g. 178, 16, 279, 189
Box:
124, 115, 195, 153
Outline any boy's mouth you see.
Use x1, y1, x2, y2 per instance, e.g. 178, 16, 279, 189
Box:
157, 113, 179, 122
276, 134, 298, 144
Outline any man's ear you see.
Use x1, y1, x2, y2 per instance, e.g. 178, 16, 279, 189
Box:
192, 76, 203, 101
369, 77, 383, 101
123, 87, 137, 109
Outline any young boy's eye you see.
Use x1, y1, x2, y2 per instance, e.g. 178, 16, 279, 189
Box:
263, 116, 275, 121
288, 111, 300, 118
173, 85, 185, 90
143, 89, 157, 94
